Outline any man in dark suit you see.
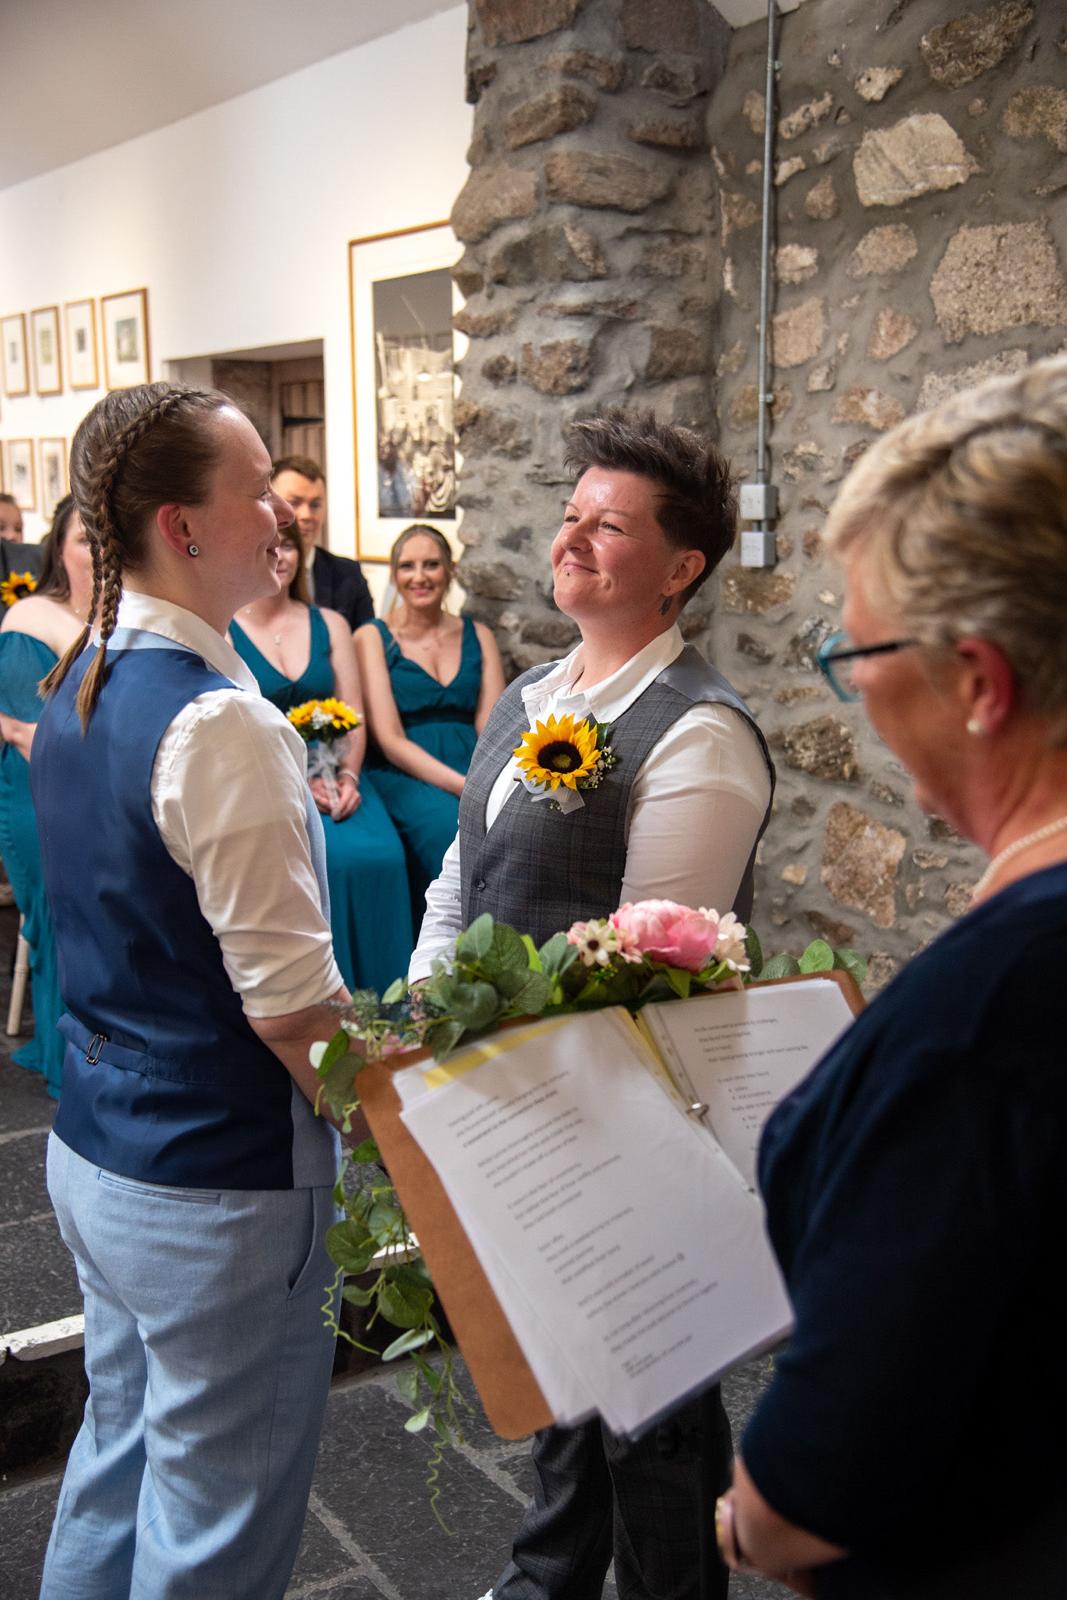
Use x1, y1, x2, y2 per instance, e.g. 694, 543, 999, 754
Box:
0, 495, 44, 580
270, 457, 374, 632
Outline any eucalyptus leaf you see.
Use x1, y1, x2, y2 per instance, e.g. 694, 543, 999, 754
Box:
429, 1017, 466, 1061
509, 971, 553, 1016
381, 975, 408, 1004
404, 1406, 432, 1433
456, 912, 494, 962
379, 1275, 434, 1329
798, 939, 835, 973
832, 947, 868, 984
366, 1194, 405, 1243
341, 1281, 376, 1308
538, 933, 578, 978
325, 1220, 378, 1275
382, 1326, 436, 1361
449, 979, 501, 1031
759, 952, 803, 980
744, 924, 764, 977
351, 1137, 381, 1165
394, 1364, 421, 1405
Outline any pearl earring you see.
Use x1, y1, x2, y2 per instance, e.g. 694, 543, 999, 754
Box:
187, 544, 200, 558
966, 717, 985, 735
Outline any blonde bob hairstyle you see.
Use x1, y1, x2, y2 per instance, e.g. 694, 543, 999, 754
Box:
823, 353, 1067, 744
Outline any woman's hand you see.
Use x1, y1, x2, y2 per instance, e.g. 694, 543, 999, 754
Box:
310, 770, 361, 821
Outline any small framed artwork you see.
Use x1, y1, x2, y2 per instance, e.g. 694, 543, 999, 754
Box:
39, 438, 68, 522
1, 313, 29, 397
348, 222, 464, 562
6, 439, 36, 512
31, 306, 63, 395
101, 287, 150, 389
65, 298, 100, 390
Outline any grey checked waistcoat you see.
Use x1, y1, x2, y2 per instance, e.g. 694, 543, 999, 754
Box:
458, 646, 775, 946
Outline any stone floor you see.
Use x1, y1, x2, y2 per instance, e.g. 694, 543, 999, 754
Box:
0, 900, 785, 1598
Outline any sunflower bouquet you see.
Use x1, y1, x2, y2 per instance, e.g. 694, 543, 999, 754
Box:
0, 570, 37, 608
286, 697, 361, 805
513, 712, 617, 813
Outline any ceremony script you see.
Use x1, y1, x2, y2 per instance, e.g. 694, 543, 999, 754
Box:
382, 977, 856, 1438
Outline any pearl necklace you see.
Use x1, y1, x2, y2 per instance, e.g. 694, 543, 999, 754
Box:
971, 813, 1067, 902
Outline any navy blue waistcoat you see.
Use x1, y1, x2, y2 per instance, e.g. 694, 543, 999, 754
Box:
31, 638, 337, 1189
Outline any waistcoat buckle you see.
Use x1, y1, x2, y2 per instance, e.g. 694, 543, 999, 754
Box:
85, 1032, 109, 1065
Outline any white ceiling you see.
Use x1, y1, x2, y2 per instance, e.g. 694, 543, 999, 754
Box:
1, 0, 802, 193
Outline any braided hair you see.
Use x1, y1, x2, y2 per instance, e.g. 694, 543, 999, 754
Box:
42, 382, 230, 727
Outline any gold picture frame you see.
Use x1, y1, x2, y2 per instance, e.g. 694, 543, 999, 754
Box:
348, 221, 463, 563
31, 305, 63, 396
101, 287, 151, 389
39, 437, 69, 521
6, 439, 36, 512
65, 298, 100, 390
1, 313, 29, 398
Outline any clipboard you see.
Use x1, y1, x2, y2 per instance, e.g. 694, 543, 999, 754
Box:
356, 970, 864, 1440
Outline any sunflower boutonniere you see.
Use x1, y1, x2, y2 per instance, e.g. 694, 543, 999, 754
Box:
513, 712, 618, 814
0, 571, 37, 608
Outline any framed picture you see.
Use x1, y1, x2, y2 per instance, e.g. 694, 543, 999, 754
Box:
39, 437, 68, 522
101, 287, 150, 389
1, 313, 29, 397
31, 306, 63, 395
6, 439, 36, 512
65, 298, 100, 390
348, 222, 464, 562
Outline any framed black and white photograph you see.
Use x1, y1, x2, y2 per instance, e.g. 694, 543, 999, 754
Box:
65, 298, 100, 390
101, 287, 150, 389
31, 305, 63, 395
39, 437, 68, 521
6, 439, 36, 512
1, 313, 29, 398
348, 222, 464, 562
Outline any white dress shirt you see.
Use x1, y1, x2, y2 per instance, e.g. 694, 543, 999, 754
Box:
409, 625, 771, 979
116, 591, 343, 1018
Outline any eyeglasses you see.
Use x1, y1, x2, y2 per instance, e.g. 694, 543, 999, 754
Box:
816, 630, 919, 702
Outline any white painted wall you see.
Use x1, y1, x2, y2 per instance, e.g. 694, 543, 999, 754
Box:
0, 4, 471, 566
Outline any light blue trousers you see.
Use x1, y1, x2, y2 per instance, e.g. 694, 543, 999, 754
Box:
40, 1133, 339, 1600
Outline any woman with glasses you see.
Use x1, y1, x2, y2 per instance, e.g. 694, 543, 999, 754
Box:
716, 355, 1067, 1598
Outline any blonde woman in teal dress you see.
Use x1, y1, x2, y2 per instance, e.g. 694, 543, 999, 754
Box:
0, 497, 92, 1096
230, 525, 412, 993
355, 524, 504, 926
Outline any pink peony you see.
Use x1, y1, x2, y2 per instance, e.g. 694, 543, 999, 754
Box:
610, 900, 720, 973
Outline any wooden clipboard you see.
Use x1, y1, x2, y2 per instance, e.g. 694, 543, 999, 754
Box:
356, 970, 864, 1440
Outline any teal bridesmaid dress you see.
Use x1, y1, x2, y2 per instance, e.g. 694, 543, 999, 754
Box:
230, 607, 413, 995
365, 616, 483, 926
0, 631, 65, 1097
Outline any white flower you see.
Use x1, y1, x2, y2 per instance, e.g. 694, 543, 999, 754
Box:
566, 918, 617, 968
709, 910, 749, 973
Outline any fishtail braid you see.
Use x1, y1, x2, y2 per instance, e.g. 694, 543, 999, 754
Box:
41, 382, 227, 727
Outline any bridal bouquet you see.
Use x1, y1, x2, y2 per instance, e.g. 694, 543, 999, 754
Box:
286, 697, 361, 802
312, 901, 864, 1506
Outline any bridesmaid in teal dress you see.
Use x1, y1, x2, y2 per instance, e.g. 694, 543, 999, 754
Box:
0, 497, 93, 1096
355, 525, 504, 929
230, 526, 412, 994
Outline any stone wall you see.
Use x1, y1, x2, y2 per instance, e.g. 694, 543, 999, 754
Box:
451, 0, 730, 669
709, 0, 1067, 981
454, 0, 1067, 981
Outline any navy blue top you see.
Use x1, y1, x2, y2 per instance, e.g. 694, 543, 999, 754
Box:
743, 862, 1067, 1596
32, 634, 338, 1191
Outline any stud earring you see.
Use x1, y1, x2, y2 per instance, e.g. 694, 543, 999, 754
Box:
966, 717, 985, 735
187, 544, 200, 558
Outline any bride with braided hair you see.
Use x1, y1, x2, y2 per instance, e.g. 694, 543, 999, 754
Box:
32, 382, 357, 1600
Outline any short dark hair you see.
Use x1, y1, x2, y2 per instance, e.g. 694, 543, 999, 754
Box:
271, 455, 325, 485
563, 409, 736, 604
38, 494, 80, 602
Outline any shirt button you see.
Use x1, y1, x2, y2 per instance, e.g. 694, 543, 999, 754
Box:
475, 878, 487, 892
